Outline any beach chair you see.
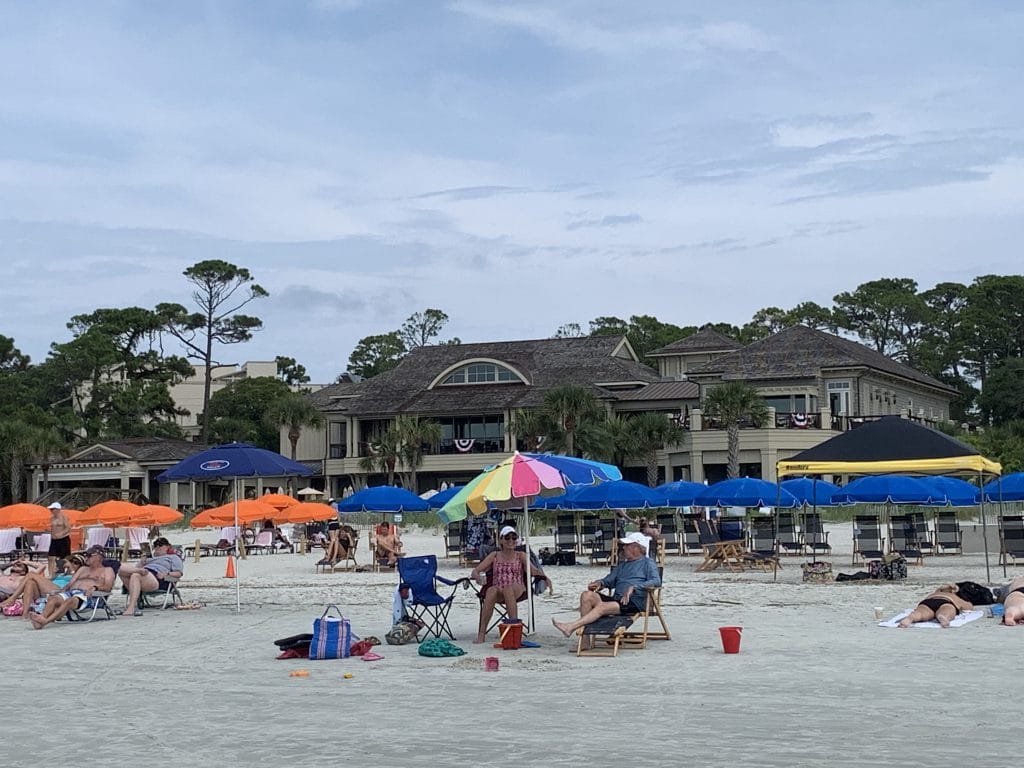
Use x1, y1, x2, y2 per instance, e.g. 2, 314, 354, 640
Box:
474, 554, 545, 634
588, 517, 617, 566
999, 515, 1024, 566
0, 528, 20, 564
680, 513, 703, 555
83, 527, 114, 557
580, 514, 600, 552
852, 515, 885, 564
802, 513, 832, 556
66, 558, 120, 622
888, 514, 924, 565
656, 512, 681, 556
27, 533, 51, 561
396, 555, 472, 640
911, 512, 934, 557
748, 516, 776, 557
775, 512, 803, 556
934, 511, 963, 555
695, 519, 744, 572
444, 521, 465, 564
249, 530, 275, 555
576, 567, 670, 657
125, 528, 149, 560
138, 575, 185, 610
554, 514, 578, 555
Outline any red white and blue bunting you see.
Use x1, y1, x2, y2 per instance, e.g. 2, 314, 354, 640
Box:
454, 438, 475, 452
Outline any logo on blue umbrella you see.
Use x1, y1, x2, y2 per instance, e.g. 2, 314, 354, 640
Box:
200, 460, 231, 471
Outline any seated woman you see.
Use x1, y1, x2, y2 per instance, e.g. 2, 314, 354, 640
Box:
317, 525, 358, 566
898, 583, 973, 628
1001, 575, 1024, 626
469, 525, 551, 644
374, 521, 403, 567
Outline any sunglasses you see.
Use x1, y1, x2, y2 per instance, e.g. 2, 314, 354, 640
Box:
502, 534, 518, 540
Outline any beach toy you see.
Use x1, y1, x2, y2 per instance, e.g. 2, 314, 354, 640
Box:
498, 618, 523, 650
718, 626, 742, 654
289, 669, 310, 677
484, 656, 500, 671
343, 673, 354, 679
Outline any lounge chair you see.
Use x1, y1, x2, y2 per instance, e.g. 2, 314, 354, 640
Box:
249, 530, 275, 555
775, 512, 803, 556
656, 512, 681, 557
588, 517, 617, 566
0, 528, 19, 564
934, 510, 963, 555
911, 512, 934, 557
66, 558, 121, 622
888, 514, 924, 565
576, 566, 670, 657
680, 512, 704, 555
554, 513, 578, 555
27, 533, 51, 561
125, 528, 149, 560
852, 515, 885, 565
802, 513, 832, 556
999, 515, 1024, 566
748, 516, 776, 557
396, 555, 472, 641
443, 521, 465, 564
82, 527, 114, 558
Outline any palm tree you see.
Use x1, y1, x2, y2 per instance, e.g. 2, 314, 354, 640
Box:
265, 392, 325, 460
393, 415, 442, 493
358, 427, 402, 486
701, 381, 769, 479
625, 412, 684, 487
541, 384, 605, 457
0, 421, 66, 503
508, 408, 549, 452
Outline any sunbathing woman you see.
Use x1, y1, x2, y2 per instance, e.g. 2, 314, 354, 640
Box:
374, 521, 403, 567
1000, 575, 1024, 626
898, 583, 973, 628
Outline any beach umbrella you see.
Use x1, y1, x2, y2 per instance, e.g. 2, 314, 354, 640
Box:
189, 500, 280, 526
779, 478, 845, 507
0, 503, 81, 531
830, 475, 934, 505
694, 478, 800, 509
257, 492, 299, 510
425, 485, 466, 510
980, 472, 1024, 503
438, 451, 622, 633
157, 442, 313, 611
553, 480, 665, 510
276, 502, 339, 524
296, 487, 325, 498
920, 476, 980, 507
654, 480, 706, 507
335, 485, 430, 514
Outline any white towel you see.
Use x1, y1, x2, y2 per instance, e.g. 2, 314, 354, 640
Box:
392, 586, 412, 624
878, 608, 985, 628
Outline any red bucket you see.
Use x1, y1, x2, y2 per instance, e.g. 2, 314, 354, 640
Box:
499, 618, 523, 650
718, 626, 742, 654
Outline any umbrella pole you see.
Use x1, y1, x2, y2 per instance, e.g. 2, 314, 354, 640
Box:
524, 499, 534, 635
234, 478, 241, 613
979, 470, 991, 584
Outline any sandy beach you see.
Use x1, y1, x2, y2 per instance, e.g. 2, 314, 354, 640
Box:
4, 524, 1018, 767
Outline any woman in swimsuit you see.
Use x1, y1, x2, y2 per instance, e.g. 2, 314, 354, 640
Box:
898, 583, 973, 628
1000, 575, 1024, 626
469, 525, 551, 644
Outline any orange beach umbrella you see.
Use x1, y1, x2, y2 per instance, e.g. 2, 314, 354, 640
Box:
276, 502, 339, 524
189, 499, 279, 527
0, 503, 82, 531
257, 493, 299, 510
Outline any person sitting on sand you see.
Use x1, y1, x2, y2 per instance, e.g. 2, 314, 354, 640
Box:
1000, 575, 1024, 626
118, 537, 184, 617
552, 532, 660, 639
898, 583, 973, 628
374, 521, 403, 566
27, 546, 115, 630
470, 525, 552, 644
0, 560, 46, 601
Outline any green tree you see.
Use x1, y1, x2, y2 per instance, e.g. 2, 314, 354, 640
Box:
977, 358, 1024, 425
624, 412, 684, 487
553, 323, 584, 338
206, 377, 291, 450
961, 420, 1024, 474
348, 332, 406, 378
541, 384, 606, 458
398, 309, 460, 349
358, 427, 402, 485
276, 356, 310, 385
508, 408, 550, 452
960, 275, 1024, 385
158, 260, 268, 444
833, 278, 927, 360
393, 415, 443, 492
741, 307, 790, 343
265, 392, 324, 460
702, 382, 768, 479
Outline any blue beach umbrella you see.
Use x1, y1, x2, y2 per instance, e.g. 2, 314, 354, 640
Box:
694, 477, 800, 509
156, 442, 313, 611
555, 480, 665, 510
920, 476, 980, 507
655, 480, 706, 507
980, 472, 1024, 503
780, 478, 845, 507
425, 485, 466, 510
830, 475, 934, 505
335, 485, 430, 514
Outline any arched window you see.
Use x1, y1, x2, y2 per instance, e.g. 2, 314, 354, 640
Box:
441, 362, 520, 385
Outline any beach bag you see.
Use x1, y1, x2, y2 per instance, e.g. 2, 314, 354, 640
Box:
801, 561, 833, 584
880, 554, 907, 581
2, 599, 23, 616
309, 604, 356, 660
555, 551, 576, 566
955, 581, 994, 605
867, 560, 883, 579
385, 618, 422, 645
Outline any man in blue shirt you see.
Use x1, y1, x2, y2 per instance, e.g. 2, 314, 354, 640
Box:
552, 532, 661, 638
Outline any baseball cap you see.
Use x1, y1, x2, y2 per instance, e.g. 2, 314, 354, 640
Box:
619, 532, 651, 552
84, 545, 105, 557
499, 525, 517, 538
48, 502, 62, 510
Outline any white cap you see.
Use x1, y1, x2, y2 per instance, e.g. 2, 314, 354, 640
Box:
499, 525, 517, 538
619, 531, 650, 553
48, 502, 62, 510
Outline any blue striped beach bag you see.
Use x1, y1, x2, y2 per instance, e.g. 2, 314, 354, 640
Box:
310, 604, 357, 660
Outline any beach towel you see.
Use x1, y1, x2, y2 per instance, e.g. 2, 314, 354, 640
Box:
878, 609, 985, 628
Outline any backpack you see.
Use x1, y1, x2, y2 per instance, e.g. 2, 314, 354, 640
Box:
955, 581, 994, 606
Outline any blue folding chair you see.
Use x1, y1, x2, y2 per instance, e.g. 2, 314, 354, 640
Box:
397, 555, 471, 641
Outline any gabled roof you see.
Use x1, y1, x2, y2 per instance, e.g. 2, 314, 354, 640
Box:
688, 325, 954, 392
648, 326, 742, 357
319, 336, 661, 416
60, 438, 203, 465
615, 380, 700, 401
778, 416, 1000, 476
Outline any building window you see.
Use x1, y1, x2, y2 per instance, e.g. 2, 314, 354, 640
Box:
435, 415, 505, 453
329, 421, 347, 459
441, 362, 520, 385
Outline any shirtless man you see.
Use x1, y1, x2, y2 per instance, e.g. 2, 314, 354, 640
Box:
28, 546, 115, 629
373, 522, 403, 567
898, 583, 973, 628
47, 502, 72, 578
1001, 575, 1024, 626
0, 560, 47, 602
1, 558, 77, 619
118, 537, 184, 617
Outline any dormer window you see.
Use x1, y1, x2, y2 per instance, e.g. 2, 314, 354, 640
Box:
441, 362, 520, 385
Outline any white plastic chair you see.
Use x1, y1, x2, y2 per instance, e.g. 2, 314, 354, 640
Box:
0, 528, 20, 562
84, 527, 112, 549
32, 533, 51, 559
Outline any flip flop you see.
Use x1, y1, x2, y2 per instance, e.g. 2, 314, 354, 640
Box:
362, 651, 384, 661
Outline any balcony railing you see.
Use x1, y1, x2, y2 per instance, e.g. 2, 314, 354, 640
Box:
774, 412, 822, 429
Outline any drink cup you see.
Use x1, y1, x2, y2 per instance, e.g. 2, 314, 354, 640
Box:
873, 607, 885, 620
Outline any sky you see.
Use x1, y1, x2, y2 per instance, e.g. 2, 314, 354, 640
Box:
1, 1, 1022, 383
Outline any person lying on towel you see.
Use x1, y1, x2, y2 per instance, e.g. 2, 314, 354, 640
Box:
1000, 575, 1024, 626
552, 532, 660, 638
898, 583, 973, 628
118, 537, 184, 617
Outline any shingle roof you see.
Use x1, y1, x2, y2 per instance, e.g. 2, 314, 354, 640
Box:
648, 326, 742, 356
615, 380, 700, 401
63, 437, 204, 464
687, 325, 955, 391
318, 336, 661, 416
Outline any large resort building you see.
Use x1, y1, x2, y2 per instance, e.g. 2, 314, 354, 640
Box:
32, 325, 957, 505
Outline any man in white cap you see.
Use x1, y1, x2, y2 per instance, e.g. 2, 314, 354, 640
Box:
552, 531, 660, 638
47, 502, 71, 578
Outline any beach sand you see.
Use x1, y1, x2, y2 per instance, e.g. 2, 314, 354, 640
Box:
3, 524, 1017, 767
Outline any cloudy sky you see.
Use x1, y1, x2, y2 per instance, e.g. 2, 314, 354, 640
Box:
1, 1, 1022, 382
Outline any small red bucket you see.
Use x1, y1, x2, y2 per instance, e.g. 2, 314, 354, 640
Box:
718, 626, 742, 654
484, 656, 500, 671
499, 618, 523, 650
